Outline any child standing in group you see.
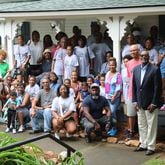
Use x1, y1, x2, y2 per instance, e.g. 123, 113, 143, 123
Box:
86, 76, 94, 93
76, 81, 90, 118
2, 91, 20, 134
99, 74, 106, 97
64, 78, 75, 99
64, 45, 79, 79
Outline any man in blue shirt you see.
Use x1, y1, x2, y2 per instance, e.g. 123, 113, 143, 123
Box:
81, 83, 111, 143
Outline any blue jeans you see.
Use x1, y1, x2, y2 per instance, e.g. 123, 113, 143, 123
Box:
81, 116, 110, 134
30, 108, 52, 132
107, 96, 120, 120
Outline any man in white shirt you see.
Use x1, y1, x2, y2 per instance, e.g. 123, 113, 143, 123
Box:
13, 35, 31, 81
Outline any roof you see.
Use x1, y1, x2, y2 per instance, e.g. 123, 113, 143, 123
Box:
0, 0, 165, 12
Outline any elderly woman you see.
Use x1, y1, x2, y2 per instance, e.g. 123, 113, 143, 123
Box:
51, 84, 77, 139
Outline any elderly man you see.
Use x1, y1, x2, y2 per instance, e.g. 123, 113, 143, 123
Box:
29, 77, 56, 133
81, 83, 112, 143
126, 44, 142, 139
132, 50, 162, 155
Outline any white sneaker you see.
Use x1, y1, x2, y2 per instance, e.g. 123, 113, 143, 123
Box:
5, 127, 10, 132
10, 125, 13, 129
12, 129, 16, 134
55, 132, 60, 140
66, 133, 72, 138
18, 125, 24, 132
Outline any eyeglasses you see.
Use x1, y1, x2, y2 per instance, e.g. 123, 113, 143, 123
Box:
140, 54, 148, 57
42, 81, 49, 84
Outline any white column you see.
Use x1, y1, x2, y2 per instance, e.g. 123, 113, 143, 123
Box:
98, 16, 121, 71
111, 16, 121, 71
5, 20, 23, 69
98, 15, 137, 71
5, 21, 13, 69
0, 20, 6, 50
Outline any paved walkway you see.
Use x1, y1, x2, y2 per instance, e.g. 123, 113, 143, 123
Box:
0, 124, 162, 165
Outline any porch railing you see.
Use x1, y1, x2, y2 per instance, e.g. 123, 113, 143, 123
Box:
0, 133, 76, 157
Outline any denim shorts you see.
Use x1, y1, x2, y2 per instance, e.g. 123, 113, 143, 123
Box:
161, 72, 165, 78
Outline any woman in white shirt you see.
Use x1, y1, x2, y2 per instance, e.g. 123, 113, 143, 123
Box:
25, 76, 39, 101
51, 85, 77, 139
74, 35, 95, 82
51, 37, 67, 85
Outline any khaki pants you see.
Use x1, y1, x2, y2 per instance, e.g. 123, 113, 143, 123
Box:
137, 108, 158, 151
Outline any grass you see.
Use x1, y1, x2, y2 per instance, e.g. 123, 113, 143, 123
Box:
143, 158, 165, 165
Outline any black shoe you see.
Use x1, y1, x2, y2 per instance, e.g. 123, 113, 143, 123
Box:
145, 150, 155, 156
126, 131, 134, 140
85, 135, 92, 143
29, 130, 42, 134
44, 130, 51, 134
124, 129, 130, 136
134, 147, 147, 152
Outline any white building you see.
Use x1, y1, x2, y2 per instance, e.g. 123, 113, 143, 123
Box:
0, 0, 164, 69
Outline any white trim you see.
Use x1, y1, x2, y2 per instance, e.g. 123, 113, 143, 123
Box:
0, 6, 164, 19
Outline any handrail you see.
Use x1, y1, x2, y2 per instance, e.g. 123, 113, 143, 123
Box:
0, 133, 76, 157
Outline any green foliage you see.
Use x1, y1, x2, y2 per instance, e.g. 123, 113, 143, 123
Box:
0, 132, 54, 165
61, 151, 84, 165
0, 132, 84, 165
143, 159, 165, 165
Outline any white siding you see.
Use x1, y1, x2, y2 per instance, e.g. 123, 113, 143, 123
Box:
30, 20, 65, 44
135, 15, 158, 38
64, 18, 97, 38
30, 16, 159, 43
30, 18, 95, 43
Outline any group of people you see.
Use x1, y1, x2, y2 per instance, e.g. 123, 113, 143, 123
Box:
0, 23, 164, 156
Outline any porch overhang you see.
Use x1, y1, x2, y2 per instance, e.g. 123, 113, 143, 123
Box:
0, 6, 164, 20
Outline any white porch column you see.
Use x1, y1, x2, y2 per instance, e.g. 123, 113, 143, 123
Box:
5, 21, 13, 69
5, 20, 22, 69
98, 15, 137, 71
0, 20, 6, 50
110, 16, 120, 71
98, 16, 121, 70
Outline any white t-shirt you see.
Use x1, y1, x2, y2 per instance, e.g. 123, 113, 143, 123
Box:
90, 42, 111, 73
25, 84, 40, 98
148, 48, 158, 64
64, 54, 79, 79
74, 46, 95, 77
121, 66, 130, 103
87, 35, 95, 46
51, 96, 76, 116
100, 62, 109, 74
29, 40, 43, 65
13, 44, 31, 68
99, 86, 106, 97
69, 88, 75, 99
53, 48, 66, 76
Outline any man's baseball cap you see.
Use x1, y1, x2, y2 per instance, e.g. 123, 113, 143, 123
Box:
90, 83, 99, 89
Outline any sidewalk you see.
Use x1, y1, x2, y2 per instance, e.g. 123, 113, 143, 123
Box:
0, 124, 164, 165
